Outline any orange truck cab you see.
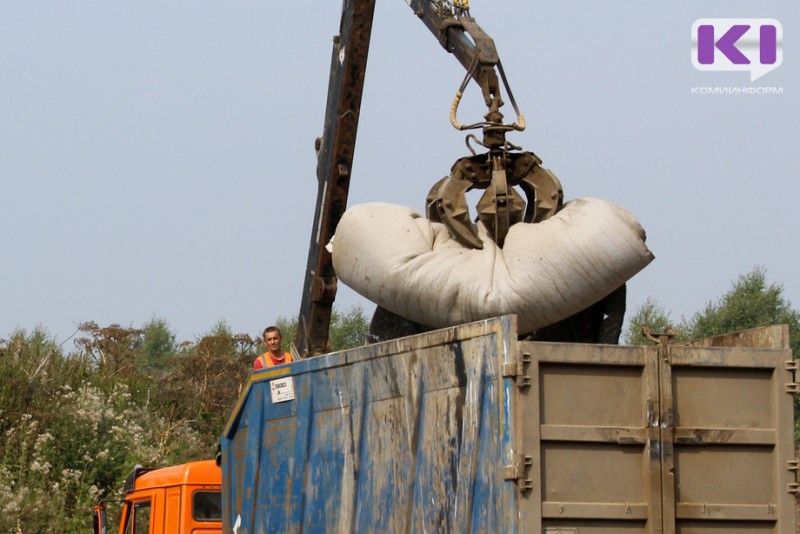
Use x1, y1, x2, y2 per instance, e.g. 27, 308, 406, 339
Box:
93, 459, 221, 534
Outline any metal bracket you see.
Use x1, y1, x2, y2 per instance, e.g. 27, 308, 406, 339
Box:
787, 460, 799, 494
503, 453, 533, 492
502, 351, 531, 389
785, 360, 800, 394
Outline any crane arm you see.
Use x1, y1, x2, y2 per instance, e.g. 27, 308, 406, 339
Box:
407, 1, 501, 110
295, 0, 376, 358
294, 0, 535, 358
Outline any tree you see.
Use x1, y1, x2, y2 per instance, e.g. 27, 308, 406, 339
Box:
328, 306, 371, 351
150, 320, 255, 456
138, 317, 176, 373
625, 267, 799, 352
687, 267, 800, 354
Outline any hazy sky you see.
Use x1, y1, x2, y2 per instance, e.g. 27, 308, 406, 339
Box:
1, 1, 797, 345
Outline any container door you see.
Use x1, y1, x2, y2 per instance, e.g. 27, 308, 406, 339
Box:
517, 341, 660, 533
662, 325, 796, 532
517, 325, 796, 533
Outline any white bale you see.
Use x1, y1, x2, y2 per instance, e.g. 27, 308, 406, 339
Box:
329, 198, 654, 333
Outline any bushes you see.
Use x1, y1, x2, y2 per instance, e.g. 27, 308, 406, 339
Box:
0, 321, 252, 533
0, 307, 370, 532
0, 383, 160, 533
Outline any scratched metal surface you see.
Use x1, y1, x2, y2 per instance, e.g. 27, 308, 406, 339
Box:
221, 315, 519, 534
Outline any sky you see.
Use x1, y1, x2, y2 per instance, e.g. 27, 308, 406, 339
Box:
1, 1, 797, 346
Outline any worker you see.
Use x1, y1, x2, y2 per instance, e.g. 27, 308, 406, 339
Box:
253, 326, 293, 370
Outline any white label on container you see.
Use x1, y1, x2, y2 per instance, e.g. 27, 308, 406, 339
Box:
270, 376, 295, 403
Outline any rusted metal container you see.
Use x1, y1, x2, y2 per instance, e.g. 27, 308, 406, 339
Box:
221, 316, 796, 533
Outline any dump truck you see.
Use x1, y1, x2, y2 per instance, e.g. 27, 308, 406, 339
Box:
92, 460, 222, 534
100, 1, 798, 532
221, 315, 797, 533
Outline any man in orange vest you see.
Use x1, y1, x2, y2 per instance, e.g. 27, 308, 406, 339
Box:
253, 326, 293, 370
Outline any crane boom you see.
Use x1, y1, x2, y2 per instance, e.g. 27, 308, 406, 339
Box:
295, 0, 376, 358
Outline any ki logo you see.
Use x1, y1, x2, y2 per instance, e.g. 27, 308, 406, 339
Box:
691, 19, 783, 81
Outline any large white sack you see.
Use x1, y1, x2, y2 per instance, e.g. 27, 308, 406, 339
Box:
330, 198, 654, 333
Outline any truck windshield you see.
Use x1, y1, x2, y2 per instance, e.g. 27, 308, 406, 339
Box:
193, 490, 221, 521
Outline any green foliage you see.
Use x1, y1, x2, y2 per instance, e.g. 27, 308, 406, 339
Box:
0, 309, 374, 533
624, 297, 687, 345
0, 326, 171, 533
0, 318, 261, 533
139, 317, 176, 373
274, 316, 298, 354
205, 319, 234, 339
687, 267, 800, 354
150, 328, 256, 453
0, 328, 67, 431
625, 267, 799, 352
329, 306, 370, 351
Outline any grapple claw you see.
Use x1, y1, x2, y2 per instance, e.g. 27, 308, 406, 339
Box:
521, 166, 564, 223
426, 175, 483, 249
426, 151, 564, 250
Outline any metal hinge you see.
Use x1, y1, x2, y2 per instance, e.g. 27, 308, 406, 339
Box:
502, 351, 531, 389
787, 459, 799, 494
503, 453, 533, 493
785, 361, 800, 394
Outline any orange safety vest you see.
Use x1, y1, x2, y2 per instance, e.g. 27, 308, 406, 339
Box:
255, 351, 292, 370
